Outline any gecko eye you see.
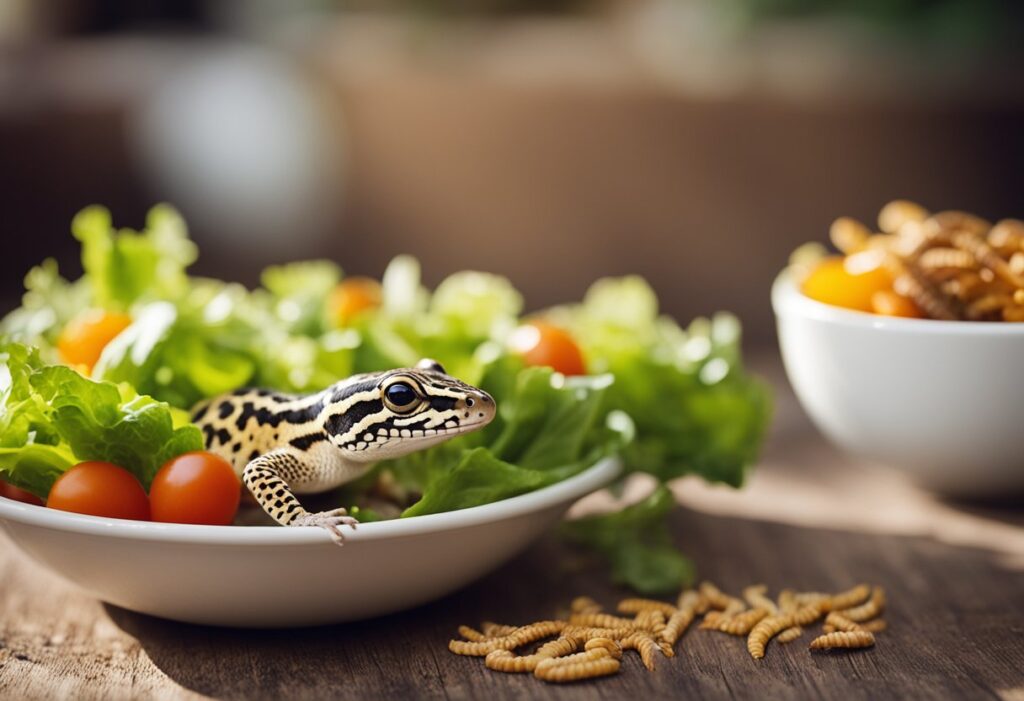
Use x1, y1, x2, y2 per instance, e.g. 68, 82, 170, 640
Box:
384, 382, 419, 412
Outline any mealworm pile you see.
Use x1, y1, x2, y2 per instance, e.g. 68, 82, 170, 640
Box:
448, 582, 888, 683
829, 201, 1024, 321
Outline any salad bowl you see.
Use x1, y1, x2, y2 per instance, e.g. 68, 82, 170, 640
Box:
773, 271, 1024, 497
0, 456, 620, 628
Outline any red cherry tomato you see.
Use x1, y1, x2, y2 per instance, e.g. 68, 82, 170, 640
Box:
509, 321, 587, 376
0, 479, 44, 506
47, 462, 150, 521
149, 452, 241, 526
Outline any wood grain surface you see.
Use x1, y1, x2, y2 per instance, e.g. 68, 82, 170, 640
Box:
2, 367, 1023, 701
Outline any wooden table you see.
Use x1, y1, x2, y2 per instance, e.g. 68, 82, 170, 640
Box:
2, 363, 1023, 700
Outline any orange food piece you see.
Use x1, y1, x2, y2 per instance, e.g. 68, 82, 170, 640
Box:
47, 461, 150, 521
509, 321, 586, 376
330, 277, 382, 326
801, 255, 892, 313
870, 290, 923, 318
0, 479, 44, 506
150, 451, 241, 526
57, 310, 132, 372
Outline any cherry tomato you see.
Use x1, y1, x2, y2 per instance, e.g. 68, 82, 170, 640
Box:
871, 290, 923, 318
149, 452, 241, 526
47, 462, 150, 521
801, 253, 892, 313
0, 479, 44, 506
57, 309, 132, 372
330, 277, 382, 326
509, 321, 586, 376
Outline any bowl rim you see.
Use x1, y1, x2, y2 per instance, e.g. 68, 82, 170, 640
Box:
772, 269, 1024, 336
0, 456, 621, 545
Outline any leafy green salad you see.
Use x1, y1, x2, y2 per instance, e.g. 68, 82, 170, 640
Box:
0, 205, 771, 593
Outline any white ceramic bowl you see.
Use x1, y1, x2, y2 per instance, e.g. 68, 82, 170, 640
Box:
773, 271, 1024, 497
0, 457, 620, 627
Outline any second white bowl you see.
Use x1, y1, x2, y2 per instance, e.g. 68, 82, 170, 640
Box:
773, 272, 1024, 497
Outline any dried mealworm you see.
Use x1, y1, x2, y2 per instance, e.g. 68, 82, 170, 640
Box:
633, 609, 667, 636
1009, 252, 1024, 277
534, 656, 620, 683
481, 621, 518, 637
699, 611, 723, 630
699, 582, 736, 611
879, 200, 929, 234
809, 630, 876, 651
747, 614, 794, 660
562, 625, 635, 641
662, 591, 701, 645
826, 584, 871, 612
716, 608, 769, 636
953, 231, 1024, 289
989, 219, 1024, 255
485, 650, 539, 673
918, 247, 976, 271
824, 611, 864, 633
840, 586, 885, 622
777, 589, 797, 612
458, 625, 487, 642
776, 626, 803, 644
536, 637, 580, 659
791, 602, 826, 626
830, 217, 872, 254
571, 596, 602, 615
659, 641, 675, 658
449, 621, 567, 656
584, 638, 623, 659
894, 270, 960, 320
617, 598, 677, 617
569, 612, 638, 630
743, 585, 779, 615
966, 293, 1013, 320
929, 210, 991, 238
861, 619, 888, 633
622, 632, 660, 671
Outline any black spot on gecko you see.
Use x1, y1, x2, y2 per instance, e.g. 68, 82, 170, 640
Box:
215, 428, 232, 445
201, 424, 216, 445
429, 396, 458, 412
249, 450, 260, 462
231, 442, 242, 453
290, 432, 327, 450
218, 401, 235, 419
192, 403, 210, 423
234, 400, 324, 430
325, 399, 384, 438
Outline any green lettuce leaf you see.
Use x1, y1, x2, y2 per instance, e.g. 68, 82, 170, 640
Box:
0, 342, 203, 496
561, 484, 693, 595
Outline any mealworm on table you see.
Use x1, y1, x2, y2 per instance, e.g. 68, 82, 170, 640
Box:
776, 626, 803, 644
621, 632, 661, 671
743, 585, 778, 615
662, 591, 701, 645
534, 656, 620, 683
562, 625, 635, 641
617, 598, 677, 617
569, 612, 638, 629
810, 630, 876, 651
747, 615, 794, 660
571, 596, 602, 615
481, 621, 518, 637
449, 621, 566, 656
485, 650, 539, 673
633, 609, 667, 636
584, 638, 623, 659
716, 608, 769, 636
824, 611, 864, 633
826, 584, 871, 612
536, 637, 579, 659
840, 587, 885, 622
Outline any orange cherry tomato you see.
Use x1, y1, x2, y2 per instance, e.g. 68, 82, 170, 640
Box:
801, 253, 893, 313
47, 462, 150, 521
330, 277, 382, 326
871, 290, 923, 318
509, 321, 586, 376
0, 479, 44, 506
57, 309, 132, 372
149, 452, 241, 526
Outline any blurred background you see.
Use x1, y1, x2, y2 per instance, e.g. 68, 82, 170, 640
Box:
2, 0, 1024, 347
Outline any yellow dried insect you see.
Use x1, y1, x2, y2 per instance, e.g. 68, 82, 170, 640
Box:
743, 585, 779, 615
699, 611, 723, 630
537, 647, 611, 667
826, 584, 871, 613
893, 270, 960, 321
449, 620, 567, 656
584, 638, 623, 659
809, 630, 876, 651
569, 612, 638, 630
879, 200, 929, 234
777, 589, 797, 613
571, 596, 602, 615
534, 656, 620, 683
747, 615, 793, 660
481, 621, 518, 637
617, 598, 677, 617
485, 650, 539, 673
824, 611, 864, 633
776, 626, 803, 644
918, 247, 976, 271
658, 641, 675, 658
699, 582, 736, 611
562, 625, 635, 641
458, 625, 487, 642
840, 587, 885, 622
830, 217, 872, 254
662, 591, 701, 646
716, 608, 769, 636
633, 609, 667, 636
536, 637, 579, 659
861, 619, 888, 633
622, 632, 660, 671
791, 602, 826, 626
966, 293, 1013, 320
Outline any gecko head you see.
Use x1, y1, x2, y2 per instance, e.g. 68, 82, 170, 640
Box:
325, 359, 496, 462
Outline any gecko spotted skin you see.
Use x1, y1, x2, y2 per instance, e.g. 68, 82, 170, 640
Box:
190, 359, 495, 543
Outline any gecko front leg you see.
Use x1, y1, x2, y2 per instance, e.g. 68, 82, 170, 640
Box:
242, 449, 358, 545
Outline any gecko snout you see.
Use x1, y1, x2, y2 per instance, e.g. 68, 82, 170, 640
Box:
457, 390, 496, 426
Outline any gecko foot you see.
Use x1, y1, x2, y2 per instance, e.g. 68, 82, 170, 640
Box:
291, 508, 359, 545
